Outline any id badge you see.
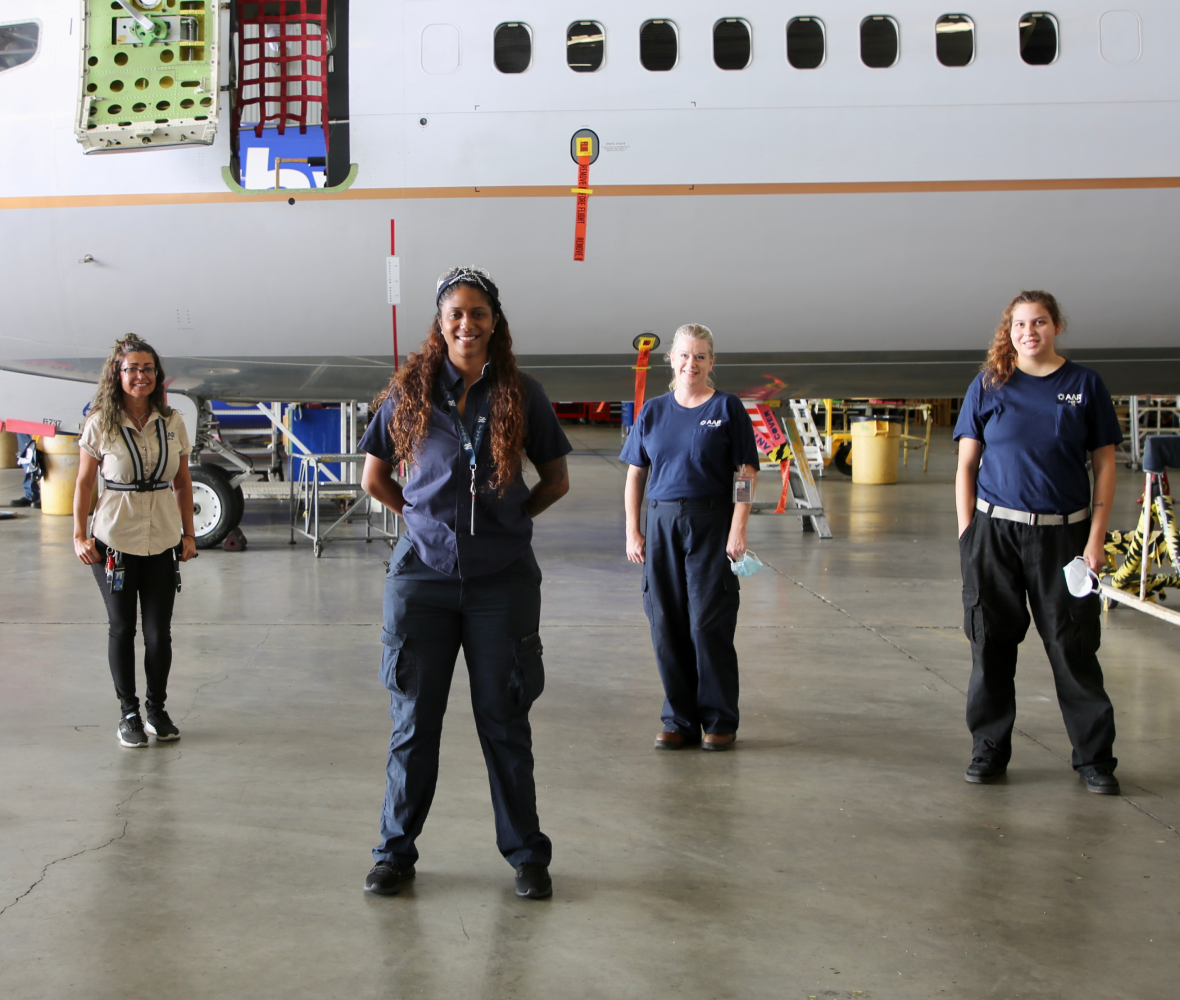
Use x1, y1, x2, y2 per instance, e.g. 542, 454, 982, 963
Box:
733, 471, 755, 504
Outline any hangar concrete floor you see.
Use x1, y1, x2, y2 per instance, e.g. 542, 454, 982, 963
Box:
1, 426, 1177, 1000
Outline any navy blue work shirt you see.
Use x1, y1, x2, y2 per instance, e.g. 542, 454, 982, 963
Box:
619, 391, 760, 499
358, 358, 572, 578
953, 360, 1122, 515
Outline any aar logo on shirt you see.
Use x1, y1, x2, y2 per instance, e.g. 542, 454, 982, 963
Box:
1058, 393, 1084, 406
700, 419, 723, 428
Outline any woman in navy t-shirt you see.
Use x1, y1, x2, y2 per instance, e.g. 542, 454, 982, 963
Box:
954, 291, 1123, 794
620, 324, 760, 751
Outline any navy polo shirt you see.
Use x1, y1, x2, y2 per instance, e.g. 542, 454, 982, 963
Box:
619, 391, 760, 500
953, 360, 1123, 515
359, 358, 571, 578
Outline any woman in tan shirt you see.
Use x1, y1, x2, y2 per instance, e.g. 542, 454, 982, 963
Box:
74, 334, 197, 749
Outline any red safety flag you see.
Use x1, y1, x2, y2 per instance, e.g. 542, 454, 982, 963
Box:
634, 335, 658, 415
572, 136, 593, 261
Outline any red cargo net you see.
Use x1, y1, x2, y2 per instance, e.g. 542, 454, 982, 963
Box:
234, 0, 328, 139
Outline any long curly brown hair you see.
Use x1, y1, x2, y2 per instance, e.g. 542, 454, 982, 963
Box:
374, 288, 526, 493
87, 334, 172, 444
981, 290, 1066, 389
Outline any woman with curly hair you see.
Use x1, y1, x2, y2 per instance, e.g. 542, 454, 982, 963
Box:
954, 291, 1123, 794
73, 334, 197, 748
358, 267, 570, 900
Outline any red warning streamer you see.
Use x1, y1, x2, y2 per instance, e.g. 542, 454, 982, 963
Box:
633, 336, 658, 415
572, 138, 593, 261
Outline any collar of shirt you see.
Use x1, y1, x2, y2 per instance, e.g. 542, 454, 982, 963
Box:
439, 356, 490, 397
119, 408, 162, 430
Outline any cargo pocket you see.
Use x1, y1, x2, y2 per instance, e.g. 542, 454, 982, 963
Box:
509, 631, 545, 708
1069, 600, 1102, 658
379, 630, 417, 697
962, 587, 984, 644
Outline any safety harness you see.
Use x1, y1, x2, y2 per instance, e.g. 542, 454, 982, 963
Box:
103, 418, 171, 494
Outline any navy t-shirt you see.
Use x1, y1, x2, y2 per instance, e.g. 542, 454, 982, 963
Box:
953, 360, 1122, 515
358, 358, 572, 578
619, 391, 760, 500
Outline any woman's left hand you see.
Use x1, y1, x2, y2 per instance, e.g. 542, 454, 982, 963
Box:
726, 525, 747, 562
1082, 538, 1105, 575
179, 535, 198, 562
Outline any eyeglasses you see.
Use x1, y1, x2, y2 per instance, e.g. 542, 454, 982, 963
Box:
120, 366, 157, 376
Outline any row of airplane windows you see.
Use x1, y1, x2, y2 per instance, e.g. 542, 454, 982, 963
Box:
474, 12, 1142, 75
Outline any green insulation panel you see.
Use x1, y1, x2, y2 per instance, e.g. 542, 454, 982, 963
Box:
76, 0, 220, 152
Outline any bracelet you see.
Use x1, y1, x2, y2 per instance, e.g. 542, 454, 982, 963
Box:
182, 533, 195, 539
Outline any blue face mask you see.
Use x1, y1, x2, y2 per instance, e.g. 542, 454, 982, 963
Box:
729, 550, 763, 578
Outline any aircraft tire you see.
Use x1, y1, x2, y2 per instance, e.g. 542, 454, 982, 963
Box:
191, 464, 237, 549
833, 441, 853, 477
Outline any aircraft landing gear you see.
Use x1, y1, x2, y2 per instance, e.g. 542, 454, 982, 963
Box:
190, 463, 245, 549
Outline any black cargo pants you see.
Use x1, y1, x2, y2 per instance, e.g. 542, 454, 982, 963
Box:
959, 510, 1117, 771
643, 497, 741, 737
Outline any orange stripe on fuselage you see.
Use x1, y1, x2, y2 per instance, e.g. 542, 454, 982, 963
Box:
4, 175, 1180, 210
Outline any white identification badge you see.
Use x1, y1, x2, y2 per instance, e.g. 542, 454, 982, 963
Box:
733, 471, 755, 504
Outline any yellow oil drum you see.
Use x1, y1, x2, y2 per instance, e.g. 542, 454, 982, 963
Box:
850, 417, 901, 485
41, 434, 81, 515
0, 431, 16, 469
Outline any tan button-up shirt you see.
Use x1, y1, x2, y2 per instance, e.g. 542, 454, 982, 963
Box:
80, 408, 192, 556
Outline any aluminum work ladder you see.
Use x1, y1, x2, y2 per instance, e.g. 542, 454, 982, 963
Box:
788, 399, 827, 476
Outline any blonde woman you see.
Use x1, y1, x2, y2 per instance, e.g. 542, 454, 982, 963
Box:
955, 292, 1122, 793
620, 325, 759, 751
74, 334, 197, 748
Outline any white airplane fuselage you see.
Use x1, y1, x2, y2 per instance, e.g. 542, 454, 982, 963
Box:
2, 0, 1179, 412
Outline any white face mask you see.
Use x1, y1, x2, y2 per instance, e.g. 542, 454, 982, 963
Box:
729, 550, 763, 578
1063, 556, 1100, 598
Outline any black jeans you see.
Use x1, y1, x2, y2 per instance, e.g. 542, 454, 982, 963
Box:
374, 536, 550, 870
90, 540, 178, 715
960, 511, 1116, 771
643, 498, 741, 737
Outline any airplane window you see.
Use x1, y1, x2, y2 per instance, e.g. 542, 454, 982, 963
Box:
640, 20, 678, 71
1019, 12, 1058, 65
493, 22, 531, 74
567, 21, 604, 72
713, 19, 751, 71
936, 14, 974, 67
0, 21, 40, 73
861, 16, 899, 68
786, 17, 825, 69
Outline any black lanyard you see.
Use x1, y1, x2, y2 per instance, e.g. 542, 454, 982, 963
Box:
441, 385, 491, 536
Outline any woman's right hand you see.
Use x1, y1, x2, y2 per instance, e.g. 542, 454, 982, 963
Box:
74, 535, 101, 565
626, 530, 646, 564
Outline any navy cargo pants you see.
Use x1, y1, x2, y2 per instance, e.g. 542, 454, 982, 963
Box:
374, 535, 551, 869
643, 498, 741, 738
960, 511, 1117, 771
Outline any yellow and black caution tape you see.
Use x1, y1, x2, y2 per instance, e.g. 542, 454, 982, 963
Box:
1104, 493, 1180, 603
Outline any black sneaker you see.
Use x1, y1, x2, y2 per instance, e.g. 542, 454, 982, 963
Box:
964, 757, 1007, 783
10, 497, 38, 508
144, 708, 180, 741
514, 863, 552, 900
1080, 766, 1121, 795
118, 712, 148, 748
364, 860, 415, 896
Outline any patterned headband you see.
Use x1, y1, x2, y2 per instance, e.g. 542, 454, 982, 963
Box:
435, 266, 501, 310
